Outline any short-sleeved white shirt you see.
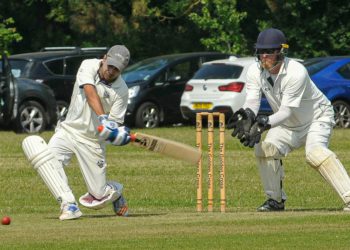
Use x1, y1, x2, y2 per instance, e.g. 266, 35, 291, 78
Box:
245, 58, 334, 131
57, 59, 129, 144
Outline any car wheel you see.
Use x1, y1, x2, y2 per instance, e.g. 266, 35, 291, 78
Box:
15, 101, 47, 133
135, 102, 160, 128
333, 100, 350, 128
56, 100, 69, 121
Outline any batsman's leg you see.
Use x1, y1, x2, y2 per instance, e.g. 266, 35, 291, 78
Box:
255, 141, 286, 211
22, 135, 81, 220
71, 141, 125, 211
306, 146, 350, 209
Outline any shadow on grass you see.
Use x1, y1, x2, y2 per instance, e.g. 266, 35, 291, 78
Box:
45, 213, 168, 220
285, 207, 342, 212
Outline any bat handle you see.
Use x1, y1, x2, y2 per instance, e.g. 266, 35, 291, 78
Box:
98, 125, 137, 142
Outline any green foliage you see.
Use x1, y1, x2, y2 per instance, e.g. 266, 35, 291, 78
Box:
0, 16, 22, 53
189, 0, 248, 54
0, 0, 349, 58
258, 0, 350, 58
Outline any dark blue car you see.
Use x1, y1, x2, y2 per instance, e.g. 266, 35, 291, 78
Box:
304, 56, 350, 128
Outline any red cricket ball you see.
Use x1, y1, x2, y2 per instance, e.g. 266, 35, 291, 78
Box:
1, 216, 11, 225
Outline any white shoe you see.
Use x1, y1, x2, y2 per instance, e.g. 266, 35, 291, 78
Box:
79, 182, 123, 210
344, 204, 350, 211
59, 203, 82, 220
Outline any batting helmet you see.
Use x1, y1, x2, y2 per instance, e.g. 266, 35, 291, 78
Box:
255, 28, 288, 49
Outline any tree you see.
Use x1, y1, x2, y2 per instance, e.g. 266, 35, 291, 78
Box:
256, 0, 350, 57
0, 16, 22, 53
189, 0, 248, 54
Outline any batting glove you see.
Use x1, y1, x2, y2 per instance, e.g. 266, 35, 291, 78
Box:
98, 114, 119, 130
98, 125, 131, 146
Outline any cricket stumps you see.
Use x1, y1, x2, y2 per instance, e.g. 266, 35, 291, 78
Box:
196, 112, 226, 213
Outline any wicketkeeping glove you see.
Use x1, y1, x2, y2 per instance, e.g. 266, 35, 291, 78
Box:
228, 108, 256, 142
247, 115, 271, 148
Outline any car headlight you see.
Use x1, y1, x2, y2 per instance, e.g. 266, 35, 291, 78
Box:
128, 85, 140, 98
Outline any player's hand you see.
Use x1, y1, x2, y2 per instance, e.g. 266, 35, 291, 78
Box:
228, 108, 256, 140
247, 115, 271, 148
98, 125, 131, 146
98, 114, 119, 130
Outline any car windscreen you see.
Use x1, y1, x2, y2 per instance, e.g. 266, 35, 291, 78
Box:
8, 59, 29, 78
303, 59, 333, 76
192, 64, 243, 80
122, 58, 171, 83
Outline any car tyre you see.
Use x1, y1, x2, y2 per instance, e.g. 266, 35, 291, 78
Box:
333, 100, 350, 128
135, 102, 160, 128
15, 101, 47, 133
56, 100, 69, 121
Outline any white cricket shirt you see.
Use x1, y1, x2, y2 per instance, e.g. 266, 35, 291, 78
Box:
57, 59, 129, 144
245, 58, 334, 131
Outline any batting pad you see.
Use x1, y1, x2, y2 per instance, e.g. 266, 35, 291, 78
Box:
22, 135, 75, 203
255, 142, 285, 202
306, 146, 350, 204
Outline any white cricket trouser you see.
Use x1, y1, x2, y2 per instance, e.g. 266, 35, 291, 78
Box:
48, 129, 109, 199
265, 120, 332, 156
256, 119, 334, 202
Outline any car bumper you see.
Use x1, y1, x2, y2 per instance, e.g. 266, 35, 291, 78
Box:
180, 106, 234, 121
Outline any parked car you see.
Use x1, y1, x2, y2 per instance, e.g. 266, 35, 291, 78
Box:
0, 53, 57, 133
8, 47, 108, 119
180, 57, 272, 122
122, 52, 235, 128
303, 56, 350, 128
181, 55, 350, 128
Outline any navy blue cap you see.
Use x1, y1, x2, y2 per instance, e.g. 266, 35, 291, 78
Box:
255, 28, 287, 49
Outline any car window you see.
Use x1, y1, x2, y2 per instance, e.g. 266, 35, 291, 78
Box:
303, 59, 333, 76
168, 61, 193, 81
8, 59, 29, 77
44, 59, 64, 75
337, 63, 350, 79
192, 64, 243, 80
122, 58, 169, 83
65, 56, 85, 75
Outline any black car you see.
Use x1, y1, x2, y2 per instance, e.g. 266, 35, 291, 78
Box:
0, 53, 57, 133
122, 52, 235, 128
9, 47, 108, 118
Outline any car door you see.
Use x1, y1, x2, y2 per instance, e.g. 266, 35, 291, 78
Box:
153, 58, 198, 122
0, 53, 16, 123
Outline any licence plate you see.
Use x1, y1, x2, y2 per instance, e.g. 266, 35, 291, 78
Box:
193, 103, 213, 110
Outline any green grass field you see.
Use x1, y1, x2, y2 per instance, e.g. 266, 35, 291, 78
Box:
1, 127, 350, 249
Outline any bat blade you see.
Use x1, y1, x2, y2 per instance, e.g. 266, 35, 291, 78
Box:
131, 132, 201, 164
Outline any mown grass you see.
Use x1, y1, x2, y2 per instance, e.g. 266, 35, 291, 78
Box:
1, 127, 350, 249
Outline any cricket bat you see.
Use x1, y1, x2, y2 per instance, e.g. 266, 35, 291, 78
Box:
130, 132, 201, 164
98, 126, 201, 164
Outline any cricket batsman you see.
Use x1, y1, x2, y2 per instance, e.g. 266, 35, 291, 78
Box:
230, 28, 350, 211
22, 45, 131, 220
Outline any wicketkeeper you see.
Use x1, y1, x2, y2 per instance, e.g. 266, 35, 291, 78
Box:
22, 45, 132, 220
230, 28, 350, 211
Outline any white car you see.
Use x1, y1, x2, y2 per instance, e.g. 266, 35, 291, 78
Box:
180, 56, 257, 122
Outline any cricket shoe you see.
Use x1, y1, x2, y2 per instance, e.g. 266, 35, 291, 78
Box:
112, 195, 129, 217
343, 204, 350, 211
79, 182, 123, 210
257, 199, 285, 212
59, 203, 82, 221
